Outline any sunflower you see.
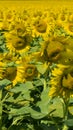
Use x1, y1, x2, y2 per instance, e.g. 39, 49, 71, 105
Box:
67, 13, 73, 23
57, 13, 68, 23
0, 52, 19, 63
48, 64, 73, 99
9, 21, 26, 37
58, 49, 73, 65
23, 64, 38, 81
0, 20, 10, 31
32, 18, 53, 40
0, 61, 24, 86
63, 22, 73, 36
33, 10, 43, 18
49, 10, 59, 22
3, 10, 15, 22
57, 9, 68, 25
45, 39, 64, 62
17, 55, 38, 82
35, 20, 47, 33
5, 33, 30, 54
0, 10, 4, 21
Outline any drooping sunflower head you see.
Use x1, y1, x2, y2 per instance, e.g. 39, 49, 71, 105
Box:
49, 64, 73, 99
61, 66, 73, 98
0, 61, 24, 86
64, 37, 73, 53
23, 33, 33, 45
0, 61, 17, 81
58, 49, 73, 65
46, 40, 64, 62
2, 66, 17, 81
62, 74, 73, 90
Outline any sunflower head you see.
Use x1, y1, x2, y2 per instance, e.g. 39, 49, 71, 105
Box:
15, 22, 26, 37
49, 64, 73, 99
5, 33, 30, 53
61, 66, 73, 90
1, 66, 17, 81
58, 49, 73, 65
68, 14, 73, 22
0, 10, 4, 21
52, 36, 68, 45
23, 33, 32, 44
63, 22, 73, 36
1, 52, 19, 63
24, 64, 38, 81
0, 20, 9, 30
33, 10, 42, 17
0, 60, 23, 86
12, 36, 26, 50
57, 11, 68, 24
35, 20, 47, 33
46, 40, 64, 62
62, 74, 73, 90
68, 23, 73, 33
4, 10, 14, 22
60, 14, 66, 21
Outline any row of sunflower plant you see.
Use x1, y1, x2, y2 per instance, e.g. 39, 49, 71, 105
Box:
0, 7, 73, 130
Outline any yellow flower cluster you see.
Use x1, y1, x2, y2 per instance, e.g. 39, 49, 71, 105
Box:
0, 7, 73, 99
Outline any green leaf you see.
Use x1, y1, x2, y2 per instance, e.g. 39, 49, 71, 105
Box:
36, 87, 50, 115
36, 62, 48, 74
0, 79, 11, 89
30, 87, 50, 119
48, 98, 64, 118
69, 97, 73, 104
39, 124, 57, 130
12, 116, 24, 125
33, 78, 44, 87
65, 119, 73, 126
68, 106, 73, 115
0, 41, 3, 45
6, 82, 34, 102
0, 90, 2, 128
29, 107, 47, 119
9, 105, 30, 116
6, 62, 15, 67
2, 126, 7, 130
10, 81, 34, 93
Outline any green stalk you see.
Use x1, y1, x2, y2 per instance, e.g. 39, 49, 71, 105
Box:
0, 90, 2, 129
62, 98, 70, 130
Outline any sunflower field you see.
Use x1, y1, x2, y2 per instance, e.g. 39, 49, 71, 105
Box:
0, 0, 73, 130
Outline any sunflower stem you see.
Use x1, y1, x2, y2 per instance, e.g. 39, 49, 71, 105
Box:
62, 125, 69, 130
62, 97, 70, 130
0, 90, 2, 129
